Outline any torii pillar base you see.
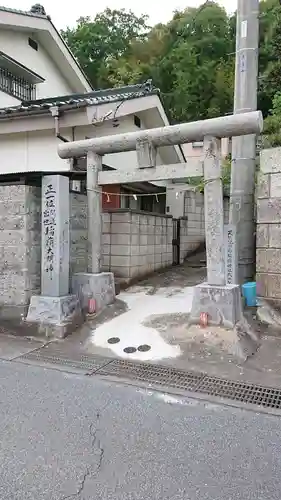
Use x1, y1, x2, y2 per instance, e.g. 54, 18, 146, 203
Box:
72, 272, 115, 315
190, 282, 243, 329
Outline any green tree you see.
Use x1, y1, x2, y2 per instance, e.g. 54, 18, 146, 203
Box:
61, 0, 281, 128
61, 8, 149, 88
153, 2, 235, 122
263, 92, 281, 147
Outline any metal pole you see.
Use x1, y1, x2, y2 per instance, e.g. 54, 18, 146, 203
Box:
87, 151, 102, 273
229, 0, 259, 283
58, 111, 263, 159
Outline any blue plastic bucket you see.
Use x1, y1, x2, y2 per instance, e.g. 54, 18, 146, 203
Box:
242, 282, 257, 307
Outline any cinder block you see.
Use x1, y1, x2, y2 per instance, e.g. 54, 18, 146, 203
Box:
140, 235, 148, 245
0, 215, 24, 231
260, 147, 281, 174
256, 173, 270, 199
270, 173, 281, 198
140, 215, 149, 225
101, 255, 110, 266
102, 212, 110, 223
139, 246, 147, 255
110, 266, 130, 278
257, 198, 281, 224
102, 244, 110, 256
102, 233, 110, 245
130, 256, 141, 266
256, 224, 269, 248
131, 234, 139, 245
131, 214, 140, 225
102, 222, 110, 233
110, 255, 131, 267
111, 212, 131, 223
131, 223, 140, 234
269, 224, 281, 248
0, 229, 25, 246
267, 273, 281, 299
257, 248, 281, 273
110, 244, 131, 256
111, 222, 131, 234
140, 224, 148, 234
131, 245, 140, 256
110, 233, 131, 245
256, 273, 268, 297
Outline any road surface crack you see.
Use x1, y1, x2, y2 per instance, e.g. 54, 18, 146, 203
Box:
61, 410, 105, 499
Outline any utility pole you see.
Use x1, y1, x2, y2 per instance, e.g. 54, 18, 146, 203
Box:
229, 0, 259, 284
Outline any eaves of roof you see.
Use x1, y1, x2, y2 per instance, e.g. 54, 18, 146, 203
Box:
0, 83, 159, 119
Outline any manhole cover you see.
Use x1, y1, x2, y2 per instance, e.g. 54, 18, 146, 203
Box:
107, 337, 120, 344
123, 347, 137, 354
137, 344, 151, 352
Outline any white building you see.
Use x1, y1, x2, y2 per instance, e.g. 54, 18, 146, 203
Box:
0, 4, 190, 321
0, 4, 184, 189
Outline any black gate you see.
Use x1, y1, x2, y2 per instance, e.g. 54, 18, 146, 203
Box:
172, 218, 181, 265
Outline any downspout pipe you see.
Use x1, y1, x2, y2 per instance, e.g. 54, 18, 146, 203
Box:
50, 106, 69, 143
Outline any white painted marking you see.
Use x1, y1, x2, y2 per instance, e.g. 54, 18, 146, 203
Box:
91, 286, 194, 362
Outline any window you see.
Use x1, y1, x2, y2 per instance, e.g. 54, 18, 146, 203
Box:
134, 115, 141, 128
28, 38, 38, 51
0, 67, 36, 101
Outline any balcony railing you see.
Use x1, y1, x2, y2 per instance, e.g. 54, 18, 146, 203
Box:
0, 67, 36, 101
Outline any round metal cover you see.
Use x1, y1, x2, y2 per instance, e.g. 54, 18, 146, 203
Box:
123, 347, 137, 354
107, 337, 120, 344
137, 344, 151, 352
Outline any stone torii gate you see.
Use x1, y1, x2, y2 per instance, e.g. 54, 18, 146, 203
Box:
27, 111, 262, 336
61, 110, 262, 327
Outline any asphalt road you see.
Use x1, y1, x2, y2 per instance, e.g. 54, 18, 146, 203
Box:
1, 359, 281, 500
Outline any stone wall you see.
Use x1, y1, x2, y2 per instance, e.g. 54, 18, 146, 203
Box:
0, 182, 41, 318
256, 147, 281, 301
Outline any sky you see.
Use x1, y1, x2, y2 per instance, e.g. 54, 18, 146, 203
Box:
4, 0, 234, 29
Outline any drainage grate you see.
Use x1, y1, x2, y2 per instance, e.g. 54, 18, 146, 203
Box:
17, 349, 111, 373
96, 360, 281, 410
196, 376, 281, 409
15, 348, 281, 410
96, 359, 204, 391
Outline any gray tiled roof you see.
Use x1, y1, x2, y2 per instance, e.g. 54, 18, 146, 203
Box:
0, 82, 158, 117
0, 5, 48, 19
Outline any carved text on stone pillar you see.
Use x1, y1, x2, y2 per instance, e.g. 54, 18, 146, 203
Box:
43, 183, 57, 280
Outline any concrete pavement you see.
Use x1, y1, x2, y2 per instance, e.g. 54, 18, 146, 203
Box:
1, 359, 281, 500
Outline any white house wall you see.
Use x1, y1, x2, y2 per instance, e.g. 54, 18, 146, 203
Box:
0, 90, 20, 107
0, 131, 69, 174
0, 105, 181, 176
0, 30, 72, 99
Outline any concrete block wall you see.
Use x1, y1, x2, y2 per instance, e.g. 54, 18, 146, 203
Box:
256, 147, 281, 301
102, 210, 173, 282
181, 191, 229, 261
0, 182, 41, 318
179, 218, 202, 263
70, 196, 174, 283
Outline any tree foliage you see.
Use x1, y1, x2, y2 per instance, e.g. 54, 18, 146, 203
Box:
62, 0, 281, 135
